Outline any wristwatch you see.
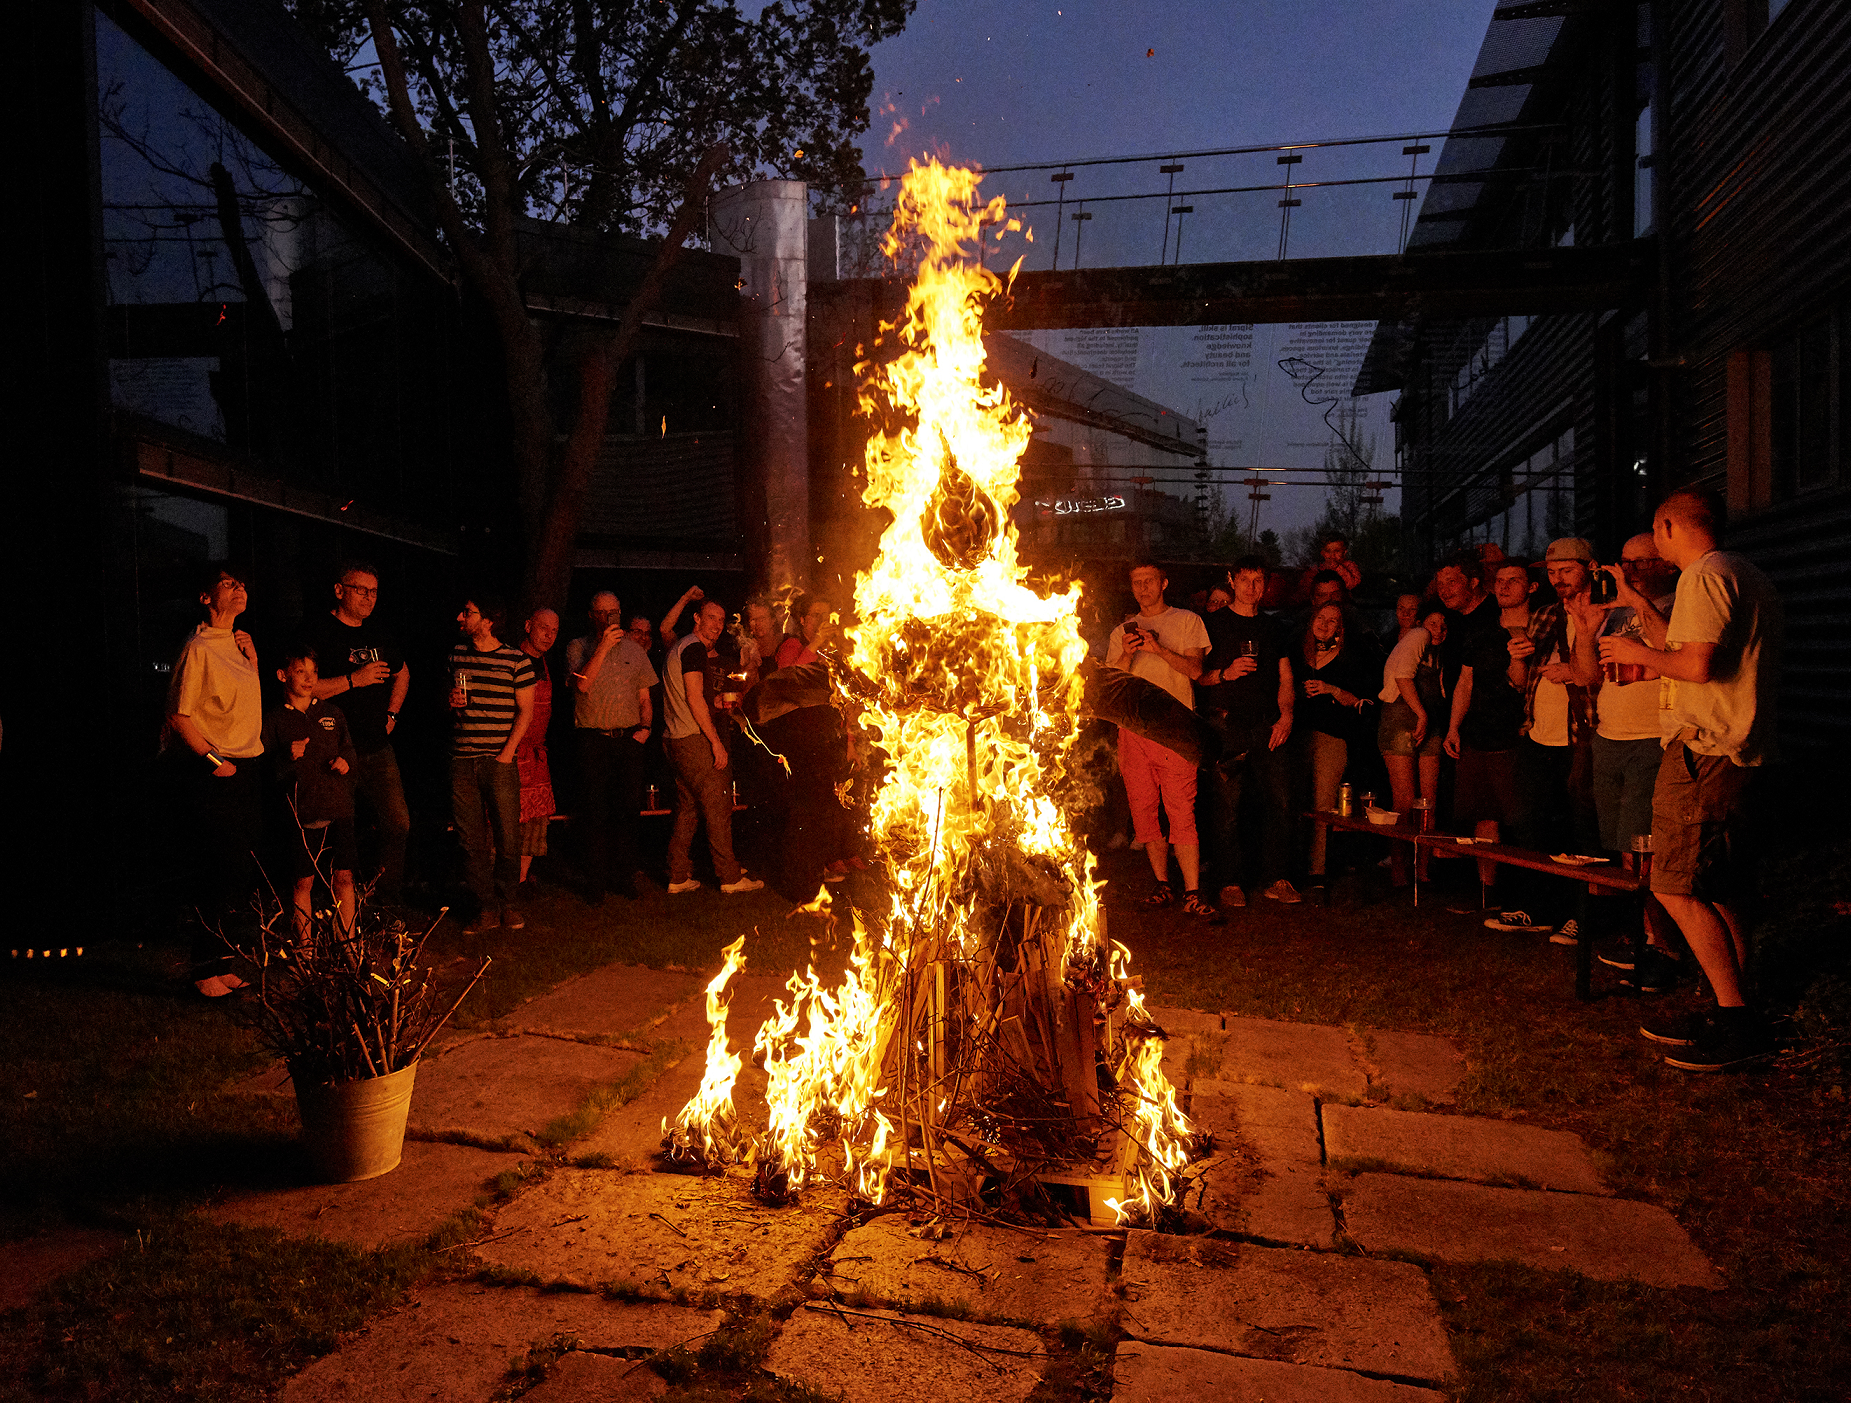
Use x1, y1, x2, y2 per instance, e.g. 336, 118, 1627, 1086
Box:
386, 710, 399, 720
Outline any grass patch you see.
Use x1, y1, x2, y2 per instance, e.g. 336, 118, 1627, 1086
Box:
536, 1039, 686, 1148
0, 1218, 427, 1403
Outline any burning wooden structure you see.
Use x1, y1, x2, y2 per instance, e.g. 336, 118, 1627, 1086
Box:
664, 160, 1198, 1224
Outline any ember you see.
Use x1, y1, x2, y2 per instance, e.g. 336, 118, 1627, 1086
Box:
667, 159, 1198, 1224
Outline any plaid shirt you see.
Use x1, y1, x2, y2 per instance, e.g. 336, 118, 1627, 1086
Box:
1518, 602, 1594, 743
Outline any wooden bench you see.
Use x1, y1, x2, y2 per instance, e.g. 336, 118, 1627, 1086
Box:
1414, 835, 1647, 1001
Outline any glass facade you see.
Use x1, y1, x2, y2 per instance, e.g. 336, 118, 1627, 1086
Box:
96, 7, 467, 520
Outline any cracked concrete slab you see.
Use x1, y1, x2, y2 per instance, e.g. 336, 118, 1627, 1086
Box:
1341, 1174, 1718, 1288
1221, 1016, 1369, 1100
1324, 1106, 1607, 1194
211, 1140, 527, 1250
1112, 1342, 1445, 1402
1146, 1006, 1224, 1037
496, 965, 703, 1042
521, 1351, 666, 1402
766, 1303, 1045, 1403
475, 1167, 842, 1302
1363, 1029, 1464, 1105
281, 1283, 721, 1402
1120, 1232, 1454, 1384
1188, 1083, 1332, 1247
409, 1036, 643, 1148
825, 1213, 1113, 1325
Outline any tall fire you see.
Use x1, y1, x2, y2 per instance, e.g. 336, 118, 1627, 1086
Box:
665, 159, 1198, 1224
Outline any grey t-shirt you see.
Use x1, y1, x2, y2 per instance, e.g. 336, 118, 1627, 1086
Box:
662, 634, 719, 741
1661, 550, 1782, 765
563, 635, 658, 731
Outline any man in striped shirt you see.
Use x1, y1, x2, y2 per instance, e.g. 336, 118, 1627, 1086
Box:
449, 593, 536, 932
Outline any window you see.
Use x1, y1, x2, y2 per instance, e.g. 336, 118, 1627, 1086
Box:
1635, 103, 1655, 238
1731, 310, 1845, 513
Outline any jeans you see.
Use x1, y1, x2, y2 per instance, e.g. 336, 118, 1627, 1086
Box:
1203, 713, 1290, 889
350, 744, 411, 893
667, 733, 742, 885
451, 754, 521, 908
577, 728, 649, 897
1300, 729, 1349, 876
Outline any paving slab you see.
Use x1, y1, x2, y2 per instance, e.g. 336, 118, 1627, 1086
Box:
497, 964, 703, 1042
1324, 1106, 1607, 1194
1188, 1083, 1332, 1247
475, 1167, 842, 1301
0, 1227, 123, 1311
1342, 1174, 1718, 1288
211, 1140, 528, 1249
281, 1283, 721, 1402
825, 1213, 1113, 1325
1120, 1232, 1454, 1384
1221, 1016, 1369, 1100
409, 1036, 643, 1147
1112, 1342, 1445, 1403
522, 1351, 666, 1402
1364, 1029, 1464, 1105
1146, 1006, 1224, 1037
766, 1303, 1044, 1403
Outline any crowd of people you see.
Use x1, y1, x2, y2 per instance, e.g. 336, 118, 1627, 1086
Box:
162, 563, 864, 997
1102, 487, 1783, 1071
162, 485, 1782, 1071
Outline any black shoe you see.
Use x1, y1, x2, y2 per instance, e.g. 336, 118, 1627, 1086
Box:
1623, 948, 1688, 994
1640, 1010, 1711, 1047
1664, 1015, 1774, 1072
1596, 943, 1637, 971
1143, 882, 1175, 908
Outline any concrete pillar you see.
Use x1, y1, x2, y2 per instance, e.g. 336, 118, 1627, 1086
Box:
711, 180, 809, 594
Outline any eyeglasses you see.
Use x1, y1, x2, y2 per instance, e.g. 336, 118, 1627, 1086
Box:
339, 582, 379, 596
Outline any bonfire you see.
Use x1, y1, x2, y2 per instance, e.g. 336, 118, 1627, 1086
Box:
665, 159, 1198, 1224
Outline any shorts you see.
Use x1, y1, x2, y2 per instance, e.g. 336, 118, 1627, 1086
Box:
290, 817, 358, 882
519, 814, 550, 857
1118, 726, 1198, 848
1453, 747, 1519, 826
1591, 733, 1661, 852
1378, 699, 1443, 758
1650, 740, 1756, 902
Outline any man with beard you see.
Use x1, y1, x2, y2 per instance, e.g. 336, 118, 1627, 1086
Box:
566, 592, 658, 903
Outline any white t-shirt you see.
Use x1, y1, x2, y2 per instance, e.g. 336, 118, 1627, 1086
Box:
1529, 615, 1576, 748
1660, 551, 1783, 766
167, 625, 265, 759
1595, 596, 1675, 742
1379, 626, 1429, 703
1107, 606, 1210, 710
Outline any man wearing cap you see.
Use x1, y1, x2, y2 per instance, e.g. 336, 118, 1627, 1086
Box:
1490, 540, 1600, 943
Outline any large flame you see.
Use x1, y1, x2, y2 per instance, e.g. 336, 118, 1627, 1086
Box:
673, 159, 1193, 1222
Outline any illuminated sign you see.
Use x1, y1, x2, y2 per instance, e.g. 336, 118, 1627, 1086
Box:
1034, 495, 1126, 517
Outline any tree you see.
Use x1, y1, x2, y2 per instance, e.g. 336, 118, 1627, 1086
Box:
1283, 399, 1402, 581
287, 0, 912, 606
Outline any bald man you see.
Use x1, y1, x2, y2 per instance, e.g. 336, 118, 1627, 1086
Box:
567, 592, 660, 902
1599, 490, 1784, 1071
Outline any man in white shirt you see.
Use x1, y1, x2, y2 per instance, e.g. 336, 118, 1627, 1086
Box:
1599, 489, 1783, 1071
1105, 564, 1211, 915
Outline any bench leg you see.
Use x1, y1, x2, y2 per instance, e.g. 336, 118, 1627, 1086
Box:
1575, 883, 1594, 1002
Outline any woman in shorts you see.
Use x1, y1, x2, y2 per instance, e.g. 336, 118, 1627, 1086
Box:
1377, 604, 1449, 884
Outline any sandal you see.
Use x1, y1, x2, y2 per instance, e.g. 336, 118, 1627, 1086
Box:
1143, 882, 1175, 907
1181, 892, 1217, 918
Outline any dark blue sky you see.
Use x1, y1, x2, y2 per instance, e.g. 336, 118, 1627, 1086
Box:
866, 0, 1498, 179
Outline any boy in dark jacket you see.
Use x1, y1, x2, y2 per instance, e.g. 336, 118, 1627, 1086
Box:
265, 646, 360, 935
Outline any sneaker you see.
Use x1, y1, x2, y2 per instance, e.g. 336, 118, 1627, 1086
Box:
1180, 892, 1216, 918
502, 907, 525, 931
462, 909, 501, 935
194, 975, 234, 998
1640, 1010, 1711, 1047
1663, 1015, 1773, 1072
1596, 943, 1637, 971
823, 861, 850, 884
667, 878, 701, 895
1143, 883, 1176, 908
1263, 879, 1302, 905
720, 875, 765, 894
1483, 909, 1549, 933
1626, 948, 1688, 994
1549, 919, 1580, 946
1219, 885, 1246, 908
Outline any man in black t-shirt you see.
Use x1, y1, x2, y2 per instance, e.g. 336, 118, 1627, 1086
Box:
307, 560, 412, 898
1198, 557, 1300, 907
1437, 553, 1527, 891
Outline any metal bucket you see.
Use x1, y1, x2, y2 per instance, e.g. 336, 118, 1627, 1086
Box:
293, 1061, 418, 1183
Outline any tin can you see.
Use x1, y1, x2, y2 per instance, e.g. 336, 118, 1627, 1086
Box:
1412, 797, 1435, 833
1337, 783, 1354, 818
